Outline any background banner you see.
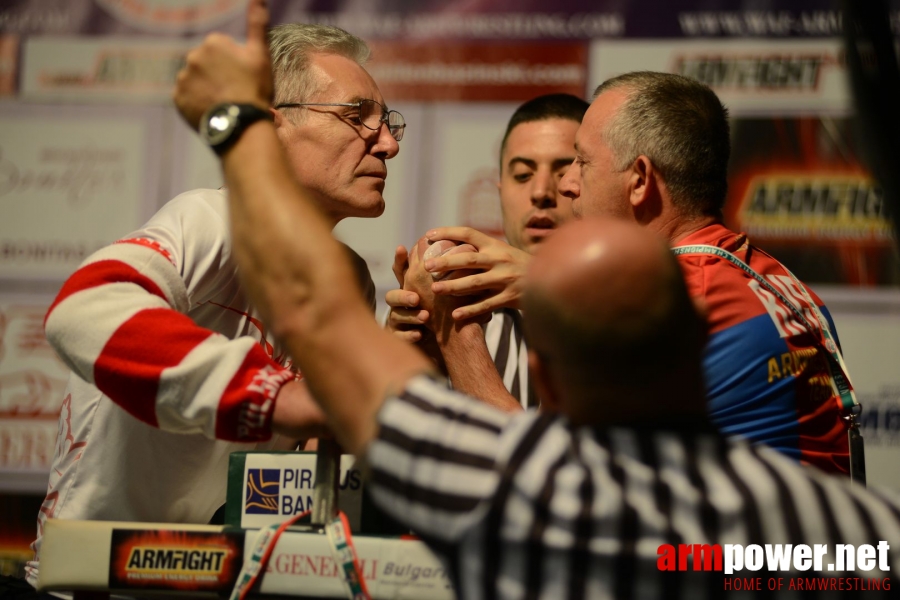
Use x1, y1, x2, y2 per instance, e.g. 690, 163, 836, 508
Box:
2, 0, 900, 575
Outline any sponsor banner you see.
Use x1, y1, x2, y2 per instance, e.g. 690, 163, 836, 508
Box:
21, 37, 194, 102
0, 35, 18, 96
725, 117, 898, 286
820, 291, 900, 493
737, 173, 889, 244
95, 0, 246, 34
228, 452, 364, 532
39, 519, 451, 598
670, 8, 900, 38
280, 6, 898, 41
367, 41, 587, 101
259, 534, 454, 599
108, 529, 244, 591
3, 1, 900, 39
0, 292, 69, 489
280, 9, 624, 41
166, 110, 222, 198
0, 420, 57, 474
0, 3, 76, 35
0, 296, 68, 420
426, 103, 519, 240
0, 104, 163, 280
589, 39, 850, 115
858, 387, 900, 449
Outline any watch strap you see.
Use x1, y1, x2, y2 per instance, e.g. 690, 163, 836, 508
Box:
203, 103, 273, 156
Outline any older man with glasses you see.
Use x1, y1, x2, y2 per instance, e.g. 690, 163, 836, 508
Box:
25, 23, 401, 588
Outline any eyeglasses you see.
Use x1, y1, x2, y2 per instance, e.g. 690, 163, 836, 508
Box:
274, 99, 405, 141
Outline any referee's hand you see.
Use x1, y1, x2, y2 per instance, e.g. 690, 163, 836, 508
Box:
173, 0, 273, 130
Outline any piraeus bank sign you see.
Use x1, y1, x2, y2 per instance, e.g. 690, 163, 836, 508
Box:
225, 452, 363, 531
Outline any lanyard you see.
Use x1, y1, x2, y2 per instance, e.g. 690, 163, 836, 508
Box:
230, 510, 371, 600
326, 511, 371, 600
672, 244, 858, 412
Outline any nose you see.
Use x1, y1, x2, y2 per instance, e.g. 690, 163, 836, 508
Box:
531, 169, 557, 209
371, 121, 400, 159
559, 162, 580, 200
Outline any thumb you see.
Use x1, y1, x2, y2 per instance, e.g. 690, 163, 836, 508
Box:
245, 0, 270, 53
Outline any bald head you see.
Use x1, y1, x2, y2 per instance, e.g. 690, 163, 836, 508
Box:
522, 218, 706, 425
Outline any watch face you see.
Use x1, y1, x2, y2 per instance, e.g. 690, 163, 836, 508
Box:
202, 104, 238, 147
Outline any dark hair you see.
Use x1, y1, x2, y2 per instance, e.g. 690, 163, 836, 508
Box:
499, 93, 589, 168
594, 71, 731, 216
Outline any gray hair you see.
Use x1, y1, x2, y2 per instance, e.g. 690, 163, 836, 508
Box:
593, 71, 731, 216
268, 24, 371, 109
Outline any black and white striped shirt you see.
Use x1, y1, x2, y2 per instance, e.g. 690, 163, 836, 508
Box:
484, 308, 535, 409
366, 375, 900, 599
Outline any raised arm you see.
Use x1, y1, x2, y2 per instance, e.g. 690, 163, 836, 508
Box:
173, 0, 431, 456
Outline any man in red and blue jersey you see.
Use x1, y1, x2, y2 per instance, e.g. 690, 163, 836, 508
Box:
558, 71, 850, 474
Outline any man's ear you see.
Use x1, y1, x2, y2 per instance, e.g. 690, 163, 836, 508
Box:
629, 155, 655, 209
528, 349, 562, 413
271, 107, 285, 129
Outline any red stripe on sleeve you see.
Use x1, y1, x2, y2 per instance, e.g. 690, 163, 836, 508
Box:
94, 308, 215, 428
46, 260, 169, 327
216, 347, 292, 442
114, 237, 176, 266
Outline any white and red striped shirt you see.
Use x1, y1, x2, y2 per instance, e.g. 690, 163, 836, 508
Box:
26, 188, 295, 585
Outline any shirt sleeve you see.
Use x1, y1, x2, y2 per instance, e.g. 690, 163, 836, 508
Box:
43, 191, 292, 442
364, 375, 513, 544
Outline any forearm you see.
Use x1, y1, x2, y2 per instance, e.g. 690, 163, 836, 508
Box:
440, 323, 523, 413
223, 121, 342, 335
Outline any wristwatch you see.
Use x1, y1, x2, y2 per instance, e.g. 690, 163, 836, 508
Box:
200, 103, 273, 156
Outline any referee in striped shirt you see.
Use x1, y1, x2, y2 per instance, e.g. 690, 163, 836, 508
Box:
174, 6, 900, 596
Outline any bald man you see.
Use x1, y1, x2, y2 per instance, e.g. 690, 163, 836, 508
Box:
172, 3, 900, 596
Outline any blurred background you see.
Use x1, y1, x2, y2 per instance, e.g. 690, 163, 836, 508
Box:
2, 0, 900, 577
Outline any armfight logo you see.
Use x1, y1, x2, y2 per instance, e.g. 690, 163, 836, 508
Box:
657, 542, 892, 592
673, 51, 838, 91
737, 174, 891, 243
109, 529, 244, 591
